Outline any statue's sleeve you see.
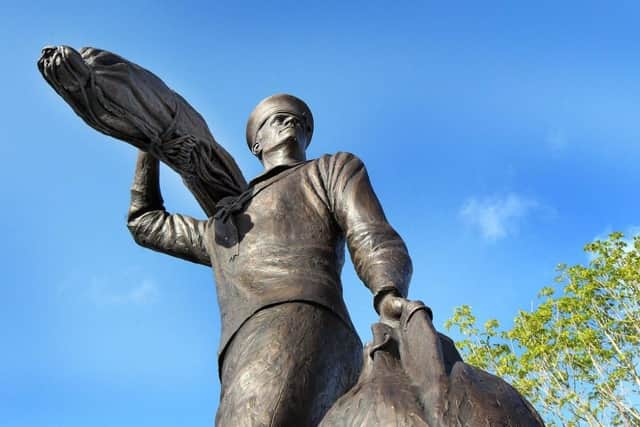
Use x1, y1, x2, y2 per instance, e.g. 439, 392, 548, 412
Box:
322, 152, 412, 308
127, 151, 211, 266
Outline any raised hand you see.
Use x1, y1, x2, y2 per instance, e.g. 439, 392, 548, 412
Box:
38, 46, 91, 92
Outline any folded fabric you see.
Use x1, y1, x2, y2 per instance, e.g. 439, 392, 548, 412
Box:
321, 301, 545, 426
38, 45, 247, 215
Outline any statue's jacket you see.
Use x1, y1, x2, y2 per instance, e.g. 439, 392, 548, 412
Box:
127, 151, 412, 361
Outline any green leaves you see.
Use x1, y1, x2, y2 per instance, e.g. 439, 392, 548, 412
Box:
445, 232, 640, 426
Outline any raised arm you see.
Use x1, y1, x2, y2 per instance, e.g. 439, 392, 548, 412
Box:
127, 151, 211, 266
322, 152, 412, 314
38, 45, 247, 217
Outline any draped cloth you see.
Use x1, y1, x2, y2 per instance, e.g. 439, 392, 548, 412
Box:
38, 45, 247, 216
320, 301, 546, 427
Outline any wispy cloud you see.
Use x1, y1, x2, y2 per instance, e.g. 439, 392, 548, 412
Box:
459, 193, 539, 241
88, 278, 158, 305
58, 271, 159, 305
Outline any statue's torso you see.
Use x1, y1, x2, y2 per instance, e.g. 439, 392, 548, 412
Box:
205, 156, 354, 355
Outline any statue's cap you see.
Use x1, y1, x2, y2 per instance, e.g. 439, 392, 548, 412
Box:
246, 94, 314, 149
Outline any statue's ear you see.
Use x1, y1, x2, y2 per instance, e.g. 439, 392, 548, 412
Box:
252, 142, 261, 156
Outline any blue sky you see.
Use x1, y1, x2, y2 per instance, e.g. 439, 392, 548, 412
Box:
1, 1, 639, 425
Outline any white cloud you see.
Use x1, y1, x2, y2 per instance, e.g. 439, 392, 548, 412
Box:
58, 271, 159, 306
88, 277, 158, 305
459, 193, 539, 241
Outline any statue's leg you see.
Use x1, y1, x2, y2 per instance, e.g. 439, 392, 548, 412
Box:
216, 302, 362, 427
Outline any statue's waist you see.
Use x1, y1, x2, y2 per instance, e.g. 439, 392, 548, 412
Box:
212, 243, 344, 273
214, 274, 353, 360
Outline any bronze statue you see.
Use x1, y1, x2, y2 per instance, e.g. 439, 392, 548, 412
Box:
38, 46, 544, 426
128, 94, 412, 426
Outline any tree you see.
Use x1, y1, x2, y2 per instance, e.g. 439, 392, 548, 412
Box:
445, 232, 640, 426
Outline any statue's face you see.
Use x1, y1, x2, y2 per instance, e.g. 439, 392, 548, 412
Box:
254, 112, 308, 158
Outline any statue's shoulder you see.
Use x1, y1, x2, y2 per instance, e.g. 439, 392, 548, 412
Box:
310, 153, 367, 192
314, 151, 365, 170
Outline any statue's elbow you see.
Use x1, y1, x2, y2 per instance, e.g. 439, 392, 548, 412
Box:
127, 221, 147, 248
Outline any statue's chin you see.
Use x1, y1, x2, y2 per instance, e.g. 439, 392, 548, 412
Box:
264, 134, 301, 154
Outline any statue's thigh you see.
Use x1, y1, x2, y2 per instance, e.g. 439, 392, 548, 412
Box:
216, 302, 362, 427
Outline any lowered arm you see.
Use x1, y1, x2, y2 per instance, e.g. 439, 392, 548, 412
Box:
323, 152, 412, 313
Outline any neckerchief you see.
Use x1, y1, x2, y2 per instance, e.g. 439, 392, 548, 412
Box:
213, 161, 309, 261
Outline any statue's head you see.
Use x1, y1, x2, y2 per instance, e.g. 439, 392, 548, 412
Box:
246, 94, 314, 161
